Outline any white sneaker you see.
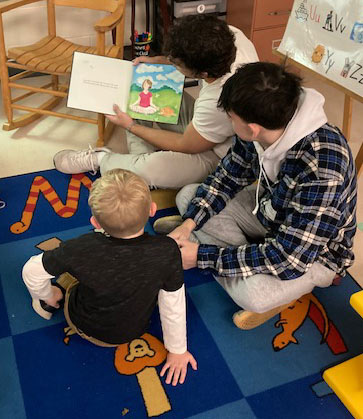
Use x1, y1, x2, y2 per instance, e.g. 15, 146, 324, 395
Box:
32, 298, 58, 320
53, 145, 110, 175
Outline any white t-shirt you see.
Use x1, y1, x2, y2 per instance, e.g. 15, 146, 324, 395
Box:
192, 26, 259, 159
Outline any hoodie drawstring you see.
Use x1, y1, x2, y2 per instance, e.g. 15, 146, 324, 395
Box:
252, 156, 273, 215
252, 155, 264, 215
252, 169, 262, 215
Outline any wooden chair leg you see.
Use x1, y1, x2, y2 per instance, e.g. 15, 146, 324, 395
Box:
103, 120, 115, 146
0, 68, 13, 126
0, 17, 13, 126
52, 75, 59, 91
97, 113, 105, 147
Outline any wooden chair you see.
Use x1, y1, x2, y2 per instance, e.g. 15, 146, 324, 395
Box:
0, 0, 126, 146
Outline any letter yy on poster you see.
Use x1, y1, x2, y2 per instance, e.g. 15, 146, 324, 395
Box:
67, 52, 185, 124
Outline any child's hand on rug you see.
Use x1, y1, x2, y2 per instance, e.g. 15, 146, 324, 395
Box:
160, 351, 197, 386
44, 285, 63, 308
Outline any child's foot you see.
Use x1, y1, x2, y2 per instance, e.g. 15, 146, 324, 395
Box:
31, 283, 65, 320
32, 298, 59, 320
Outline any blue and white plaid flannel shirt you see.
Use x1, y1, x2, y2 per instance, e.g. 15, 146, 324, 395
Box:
184, 124, 357, 280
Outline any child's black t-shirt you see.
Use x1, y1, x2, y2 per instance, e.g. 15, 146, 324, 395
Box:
42, 232, 183, 344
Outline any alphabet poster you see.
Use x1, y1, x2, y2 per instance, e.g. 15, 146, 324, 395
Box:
278, 0, 363, 98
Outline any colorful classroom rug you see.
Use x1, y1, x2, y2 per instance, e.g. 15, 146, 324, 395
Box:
1, 169, 362, 419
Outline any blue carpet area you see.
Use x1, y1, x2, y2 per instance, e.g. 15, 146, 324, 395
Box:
0, 169, 362, 419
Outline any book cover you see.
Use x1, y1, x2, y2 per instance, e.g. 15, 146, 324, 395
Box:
67, 52, 185, 125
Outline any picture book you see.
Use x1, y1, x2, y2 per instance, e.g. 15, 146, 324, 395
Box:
67, 52, 185, 125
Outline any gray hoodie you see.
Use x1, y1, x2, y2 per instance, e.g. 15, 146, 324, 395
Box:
252, 87, 328, 215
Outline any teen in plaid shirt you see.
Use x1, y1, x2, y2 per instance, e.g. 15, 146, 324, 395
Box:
165, 62, 357, 329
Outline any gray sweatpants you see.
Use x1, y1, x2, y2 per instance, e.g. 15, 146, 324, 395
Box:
177, 184, 336, 313
99, 92, 220, 189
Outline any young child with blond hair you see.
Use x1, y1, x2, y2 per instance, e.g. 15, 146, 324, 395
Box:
22, 169, 197, 386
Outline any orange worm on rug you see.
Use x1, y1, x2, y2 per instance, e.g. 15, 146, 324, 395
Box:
10, 173, 93, 234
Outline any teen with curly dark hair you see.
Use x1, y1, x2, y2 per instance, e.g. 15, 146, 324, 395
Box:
163, 14, 236, 79
54, 15, 259, 189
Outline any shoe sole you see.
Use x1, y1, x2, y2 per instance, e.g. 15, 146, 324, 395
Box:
233, 302, 294, 330
153, 215, 183, 234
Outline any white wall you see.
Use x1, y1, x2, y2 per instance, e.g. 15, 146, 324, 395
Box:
2, 1, 148, 49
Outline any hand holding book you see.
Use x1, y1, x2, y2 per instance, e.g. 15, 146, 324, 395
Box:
67, 52, 185, 125
106, 105, 134, 131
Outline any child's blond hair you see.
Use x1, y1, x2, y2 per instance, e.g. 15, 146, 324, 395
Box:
88, 169, 151, 237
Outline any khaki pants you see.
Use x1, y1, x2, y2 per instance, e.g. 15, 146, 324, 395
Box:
59, 273, 119, 348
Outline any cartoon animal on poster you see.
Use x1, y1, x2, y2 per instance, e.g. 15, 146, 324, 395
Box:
312, 44, 325, 63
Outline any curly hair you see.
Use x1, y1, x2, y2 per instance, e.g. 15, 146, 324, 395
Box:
218, 62, 303, 130
163, 15, 236, 78
88, 169, 151, 238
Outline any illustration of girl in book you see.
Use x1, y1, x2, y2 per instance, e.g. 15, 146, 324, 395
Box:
129, 78, 159, 115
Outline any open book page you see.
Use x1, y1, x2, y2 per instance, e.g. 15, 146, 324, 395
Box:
67, 52, 133, 115
127, 64, 185, 124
